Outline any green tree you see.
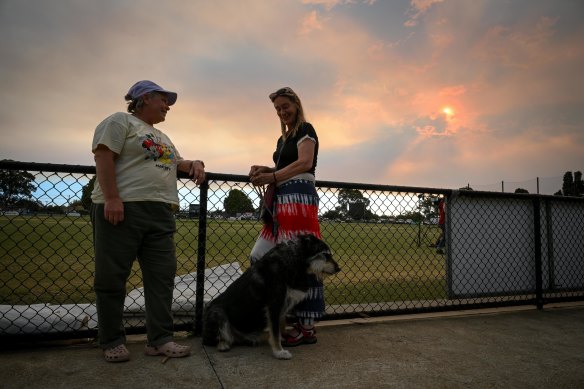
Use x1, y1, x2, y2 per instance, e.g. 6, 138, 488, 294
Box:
81, 176, 96, 209
418, 194, 440, 221
562, 171, 575, 196
575, 171, 584, 196
43, 204, 64, 214
397, 210, 423, 223
338, 189, 370, 220
514, 188, 529, 194
322, 208, 343, 220
14, 198, 43, 212
69, 199, 85, 212
0, 165, 36, 209
557, 170, 583, 197
224, 189, 254, 216
348, 202, 365, 220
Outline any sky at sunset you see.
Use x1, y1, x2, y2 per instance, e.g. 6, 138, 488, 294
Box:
1, 0, 583, 195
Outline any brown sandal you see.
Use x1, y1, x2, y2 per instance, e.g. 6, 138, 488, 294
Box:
103, 344, 130, 363
144, 341, 191, 358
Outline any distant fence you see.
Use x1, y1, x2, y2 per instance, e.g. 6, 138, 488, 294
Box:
1, 160, 583, 341
469, 176, 565, 195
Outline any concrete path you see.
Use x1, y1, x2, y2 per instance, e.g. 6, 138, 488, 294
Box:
2, 304, 583, 389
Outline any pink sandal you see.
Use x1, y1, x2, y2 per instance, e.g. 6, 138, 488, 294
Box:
144, 341, 191, 358
103, 344, 130, 363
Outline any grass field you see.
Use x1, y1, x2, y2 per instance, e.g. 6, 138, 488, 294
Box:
0, 215, 446, 306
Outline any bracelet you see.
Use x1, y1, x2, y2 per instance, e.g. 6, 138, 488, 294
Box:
273, 172, 277, 183
193, 160, 205, 168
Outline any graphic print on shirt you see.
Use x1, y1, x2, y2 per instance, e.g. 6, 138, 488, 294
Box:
140, 133, 177, 170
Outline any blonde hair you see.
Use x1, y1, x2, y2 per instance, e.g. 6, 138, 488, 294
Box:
269, 87, 307, 141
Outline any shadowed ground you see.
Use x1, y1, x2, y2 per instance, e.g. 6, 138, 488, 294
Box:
1, 304, 583, 389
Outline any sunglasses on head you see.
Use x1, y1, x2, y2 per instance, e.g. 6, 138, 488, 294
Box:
269, 87, 297, 102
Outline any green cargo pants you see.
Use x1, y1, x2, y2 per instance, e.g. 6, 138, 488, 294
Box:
91, 202, 177, 349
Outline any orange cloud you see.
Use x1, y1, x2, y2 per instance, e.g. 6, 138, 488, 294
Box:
300, 10, 324, 34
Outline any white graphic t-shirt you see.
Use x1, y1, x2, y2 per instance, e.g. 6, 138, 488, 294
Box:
91, 112, 183, 206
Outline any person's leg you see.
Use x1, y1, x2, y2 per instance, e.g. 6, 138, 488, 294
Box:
136, 202, 178, 347
436, 224, 446, 252
276, 180, 324, 345
249, 234, 276, 265
91, 203, 140, 350
282, 275, 324, 346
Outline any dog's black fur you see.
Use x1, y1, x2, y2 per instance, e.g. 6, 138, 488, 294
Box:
201, 234, 340, 359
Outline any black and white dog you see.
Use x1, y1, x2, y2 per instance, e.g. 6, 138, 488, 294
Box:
202, 234, 340, 360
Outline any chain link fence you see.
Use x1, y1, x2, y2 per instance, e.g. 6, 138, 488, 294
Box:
1, 161, 583, 341
469, 176, 565, 195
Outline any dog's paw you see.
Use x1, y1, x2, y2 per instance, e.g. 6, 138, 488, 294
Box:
244, 339, 259, 347
273, 349, 292, 360
217, 341, 231, 352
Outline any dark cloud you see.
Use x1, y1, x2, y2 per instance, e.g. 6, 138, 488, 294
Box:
0, 0, 582, 190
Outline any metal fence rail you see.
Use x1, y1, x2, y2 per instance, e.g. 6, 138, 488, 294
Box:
1, 161, 583, 341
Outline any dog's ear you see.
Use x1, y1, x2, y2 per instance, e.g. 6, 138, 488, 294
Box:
310, 234, 323, 246
299, 234, 332, 262
295, 234, 313, 251
298, 234, 320, 253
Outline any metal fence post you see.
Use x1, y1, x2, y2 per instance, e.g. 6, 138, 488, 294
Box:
544, 199, 555, 290
193, 179, 209, 336
533, 198, 544, 309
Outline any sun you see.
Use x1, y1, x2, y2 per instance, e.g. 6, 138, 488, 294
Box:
442, 107, 454, 116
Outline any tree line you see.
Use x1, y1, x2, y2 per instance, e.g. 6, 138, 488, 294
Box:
1, 161, 582, 217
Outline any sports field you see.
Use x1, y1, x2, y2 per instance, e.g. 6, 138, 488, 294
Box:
0, 215, 446, 306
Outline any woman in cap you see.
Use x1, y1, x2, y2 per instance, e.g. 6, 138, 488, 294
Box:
91, 80, 205, 362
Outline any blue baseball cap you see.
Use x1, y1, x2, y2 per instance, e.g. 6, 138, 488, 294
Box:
126, 80, 178, 106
